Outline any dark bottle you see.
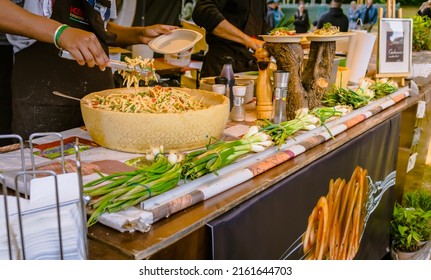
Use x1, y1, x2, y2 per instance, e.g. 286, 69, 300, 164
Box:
220, 56, 236, 110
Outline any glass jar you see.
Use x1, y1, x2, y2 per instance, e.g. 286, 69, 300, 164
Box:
230, 85, 247, 122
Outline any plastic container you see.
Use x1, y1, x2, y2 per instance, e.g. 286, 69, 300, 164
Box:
164, 48, 192, 67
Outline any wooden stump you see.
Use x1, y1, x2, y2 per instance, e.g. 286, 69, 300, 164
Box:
302, 41, 336, 109
265, 40, 337, 118
265, 42, 308, 120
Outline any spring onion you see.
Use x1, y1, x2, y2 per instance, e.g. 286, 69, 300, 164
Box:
259, 108, 321, 147
84, 151, 182, 227
182, 126, 274, 180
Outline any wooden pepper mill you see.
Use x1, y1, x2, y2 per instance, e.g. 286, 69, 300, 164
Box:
255, 47, 273, 120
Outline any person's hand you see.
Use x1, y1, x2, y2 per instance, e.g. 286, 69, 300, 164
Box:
57, 27, 110, 71
246, 37, 265, 51
138, 24, 178, 44
420, 1, 430, 12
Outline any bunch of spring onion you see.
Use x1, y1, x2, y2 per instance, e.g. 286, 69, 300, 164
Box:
322, 79, 374, 109
311, 106, 350, 140
259, 108, 321, 147
84, 147, 182, 227
370, 78, 398, 99
182, 126, 273, 180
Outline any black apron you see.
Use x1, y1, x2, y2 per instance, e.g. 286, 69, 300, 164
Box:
11, 0, 115, 140
0, 43, 13, 146
200, 0, 269, 78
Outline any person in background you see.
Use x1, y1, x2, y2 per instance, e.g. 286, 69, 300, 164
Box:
360, 0, 378, 32
348, 1, 361, 30
316, 0, 349, 32
293, 1, 310, 33
266, 0, 284, 30
418, 0, 431, 18
192, 0, 269, 78
4, 0, 177, 141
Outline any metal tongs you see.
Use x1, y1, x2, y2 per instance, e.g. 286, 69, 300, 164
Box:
58, 50, 151, 77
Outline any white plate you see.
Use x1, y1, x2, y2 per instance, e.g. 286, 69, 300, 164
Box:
305, 32, 353, 42
148, 29, 203, 54
260, 34, 306, 43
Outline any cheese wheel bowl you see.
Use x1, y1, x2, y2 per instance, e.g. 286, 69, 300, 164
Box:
80, 87, 230, 153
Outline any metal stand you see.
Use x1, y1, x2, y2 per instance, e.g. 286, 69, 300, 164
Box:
0, 133, 87, 260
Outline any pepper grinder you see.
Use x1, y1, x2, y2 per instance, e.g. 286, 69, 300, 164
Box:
255, 48, 273, 120
272, 71, 289, 124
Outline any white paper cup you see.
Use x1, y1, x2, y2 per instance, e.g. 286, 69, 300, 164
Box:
212, 84, 226, 95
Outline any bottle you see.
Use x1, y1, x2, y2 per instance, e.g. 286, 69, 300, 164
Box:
230, 85, 247, 122
220, 56, 236, 110
272, 71, 289, 124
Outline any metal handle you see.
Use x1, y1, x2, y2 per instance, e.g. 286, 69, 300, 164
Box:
58, 50, 150, 76
52, 91, 81, 102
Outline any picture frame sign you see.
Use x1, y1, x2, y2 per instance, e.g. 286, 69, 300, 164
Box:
378, 18, 413, 76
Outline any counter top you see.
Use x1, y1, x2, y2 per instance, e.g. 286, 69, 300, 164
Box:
87, 89, 421, 260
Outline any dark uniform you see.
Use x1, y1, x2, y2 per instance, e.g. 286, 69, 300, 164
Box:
317, 7, 349, 32
10, 0, 115, 140
0, 33, 13, 146
192, 0, 270, 78
293, 9, 310, 34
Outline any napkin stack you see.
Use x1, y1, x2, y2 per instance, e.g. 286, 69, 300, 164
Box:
0, 173, 86, 260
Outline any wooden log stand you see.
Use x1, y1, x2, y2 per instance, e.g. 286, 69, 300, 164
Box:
265, 40, 336, 119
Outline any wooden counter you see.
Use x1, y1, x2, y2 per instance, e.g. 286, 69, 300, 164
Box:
87, 88, 422, 260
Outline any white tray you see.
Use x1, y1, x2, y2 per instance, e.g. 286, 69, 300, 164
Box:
306, 32, 353, 42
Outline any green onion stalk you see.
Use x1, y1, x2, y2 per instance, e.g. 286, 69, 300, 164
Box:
370, 78, 398, 99
311, 106, 351, 140
322, 85, 371, 109
259, 108, 321, 147
182, 126, 274, 180
84, 151, 182, 227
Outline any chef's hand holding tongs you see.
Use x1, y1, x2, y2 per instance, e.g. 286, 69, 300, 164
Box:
59, 50, 153, 79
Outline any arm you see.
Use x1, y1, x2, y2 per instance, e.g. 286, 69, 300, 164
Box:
355, 10, 361, 20
296, 11, 309, 25
304, 11, 310, 27
418, 6, 431, 16
106, 22, 177, 46
0, 0, 109, 69
359, 7, 365, 21
212, 19, 264, 51
192, 0, 263, 51
371, 7, 378, 25
317, 18, 324, 29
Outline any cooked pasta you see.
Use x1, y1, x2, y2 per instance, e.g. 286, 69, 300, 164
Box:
269, 27, 297, 36
313, 23, 340, 35
89, 86, 207, 113
118, 56, 158, 89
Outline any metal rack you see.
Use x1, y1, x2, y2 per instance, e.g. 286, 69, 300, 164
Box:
0, 133, 88, 260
